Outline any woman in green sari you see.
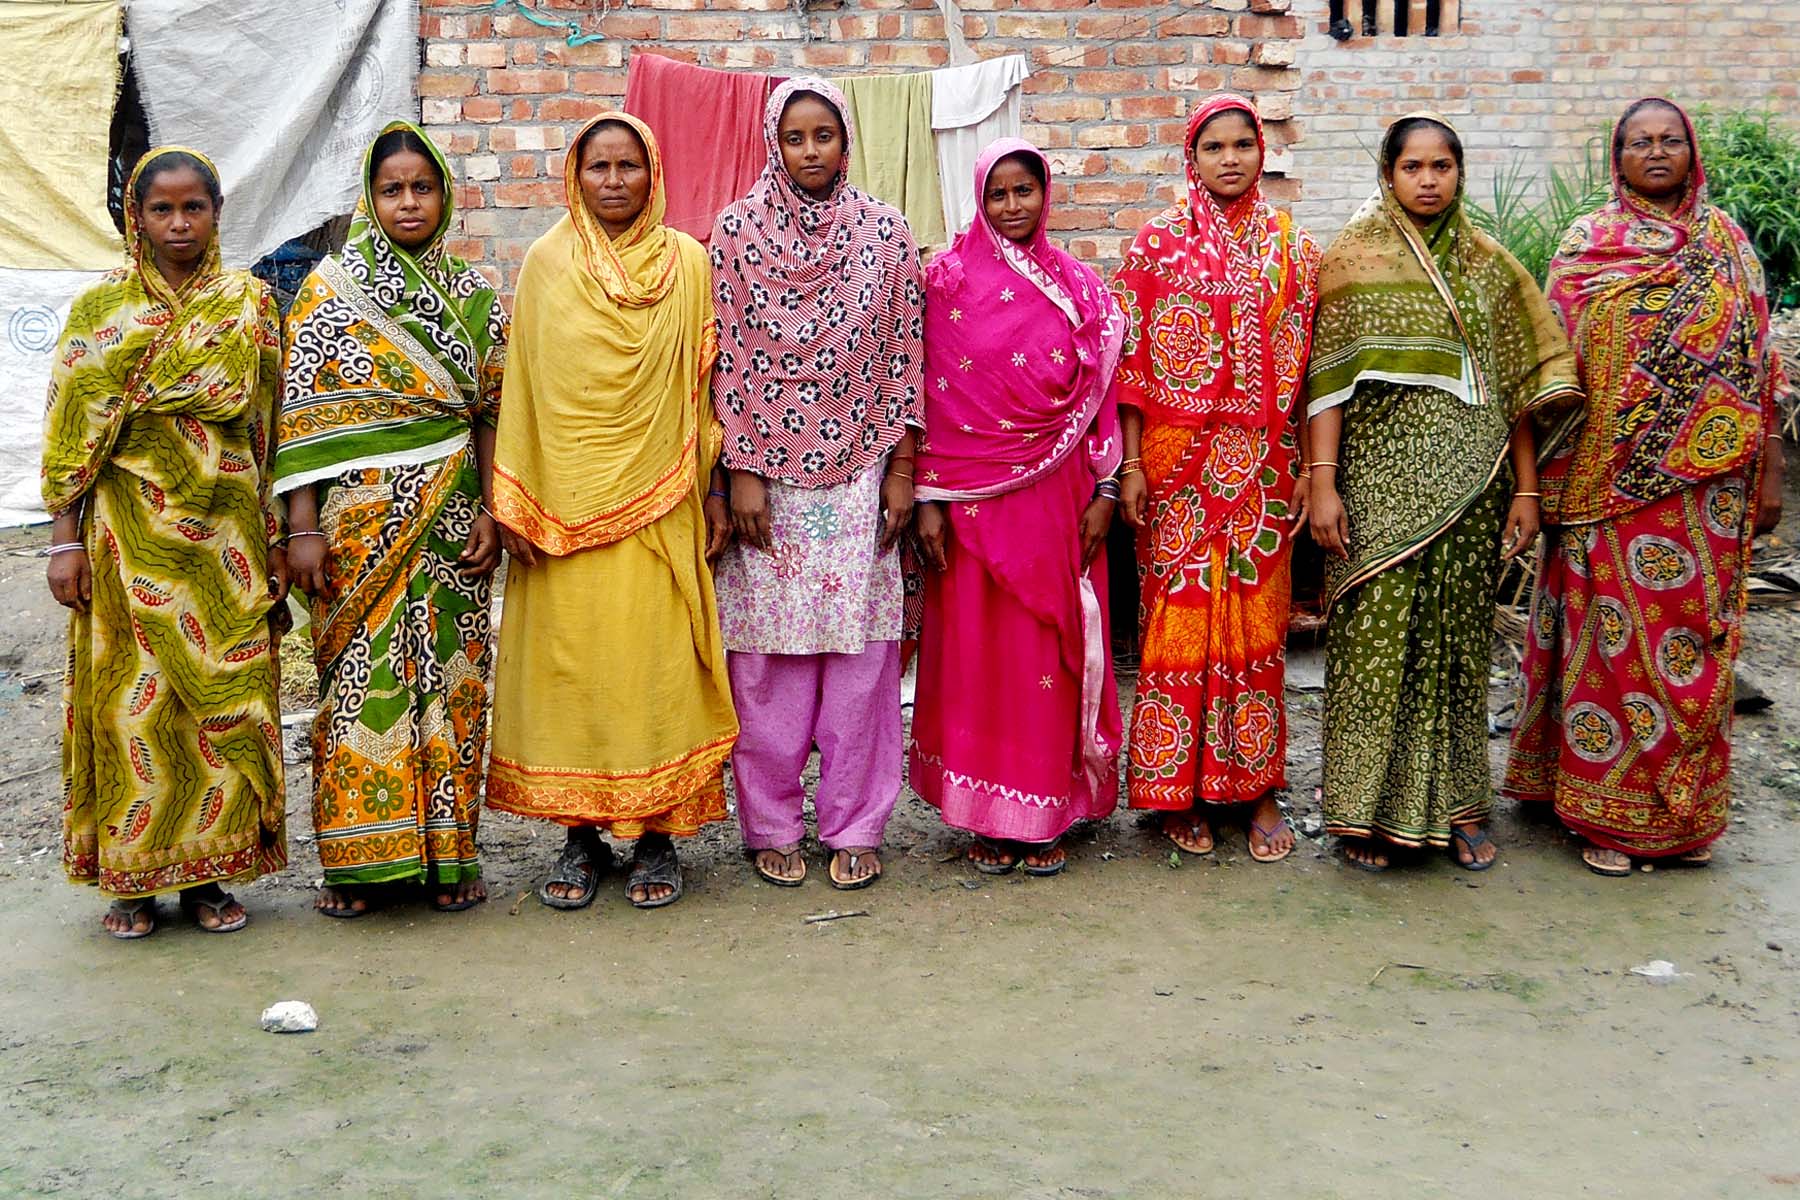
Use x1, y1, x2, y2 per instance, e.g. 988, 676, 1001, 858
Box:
276, 123, 508, 916
1306, 115, 1582, 872
44, 147, 288, 937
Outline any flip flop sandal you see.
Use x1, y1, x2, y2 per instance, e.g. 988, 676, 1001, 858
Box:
431, 876, 487, 912
968, 836, 1018, 875
538, 837, 611, 910
1671, 848, 1713, 868
626, 844, 683, 909
105, 898, 156, 940
1249, 816, 1294, 864
1019, 839, 1067, 877
753, 846, 807, 888
828, 848, 882, 891
181, 887, 248, 933
1164, 813, 1215, 856
1450, 826, 1497, 872
1339, 840, 1390, 873
1581, 845, 1633, 877
316, 884, 378, 919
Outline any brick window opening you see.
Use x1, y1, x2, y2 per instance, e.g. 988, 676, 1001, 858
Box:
1328, 0, 1460, 38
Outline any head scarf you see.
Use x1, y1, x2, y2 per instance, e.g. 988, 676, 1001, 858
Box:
491, 112, 719, 554
1538, 97, 1791, 525
274, 121, 508, 493
1113, 94, 1320, 430
916, 138, 1122, 501
43, 146, 275, 515
1305, 111, 1580, 425
709, 77, 924, 488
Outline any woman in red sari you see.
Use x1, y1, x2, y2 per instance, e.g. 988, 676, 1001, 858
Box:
1113, 95, 1321, 861
1505, 98, 1789, 875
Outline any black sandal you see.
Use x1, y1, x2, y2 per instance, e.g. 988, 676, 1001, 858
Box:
316, 883, 378, 920
626, 841, 683, 909
538, 833, 611, 910
1450, 825, 1497, 872
431, 875, 487, 913
1020, 838, 1067, 877
967, 836, 1018, 875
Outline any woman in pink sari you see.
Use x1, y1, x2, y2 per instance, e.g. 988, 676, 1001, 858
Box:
910, 139, 1126, 876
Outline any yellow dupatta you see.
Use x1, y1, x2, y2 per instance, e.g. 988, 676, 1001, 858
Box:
492, 111, 720, 554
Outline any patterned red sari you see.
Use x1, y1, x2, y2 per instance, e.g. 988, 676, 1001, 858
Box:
1112, 95, 1320, 809
1505, 100, 1792, 856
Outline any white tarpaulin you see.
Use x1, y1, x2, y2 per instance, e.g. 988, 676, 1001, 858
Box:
0, 267, 105, 526
127, 0, 418, 268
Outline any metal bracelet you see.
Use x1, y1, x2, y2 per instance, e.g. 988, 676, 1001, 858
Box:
46, 542, 85, 556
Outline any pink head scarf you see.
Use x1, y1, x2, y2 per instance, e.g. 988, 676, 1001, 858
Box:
709, 76, 924, 488
916, 138, 1123, 501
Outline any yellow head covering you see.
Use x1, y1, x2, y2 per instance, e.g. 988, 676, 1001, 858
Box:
492, 112, 719, 553
124, 145, 225, 312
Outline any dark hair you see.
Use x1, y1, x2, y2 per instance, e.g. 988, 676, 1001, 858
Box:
991, 150, 1047, 189
1382, 116, 1464, 174
131, 150, 222, 209
779, 89, 846, 139
1192, 105, 1257, 149
369, 127, 445, 187
1612, 98, 1686, 169
575, 117, 648, 168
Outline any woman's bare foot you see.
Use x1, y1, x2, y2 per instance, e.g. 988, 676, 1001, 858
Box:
967, 837, 1018, 873
316, 884, 374, 918
1163, 809, 1213, 855
1019, 839, 1066, 876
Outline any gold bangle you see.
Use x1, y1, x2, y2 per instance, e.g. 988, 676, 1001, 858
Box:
888, 468, 914, 480
1514, 491, 1541, 499
1120, 457, 1143, 470
1308, 460, 1338, 470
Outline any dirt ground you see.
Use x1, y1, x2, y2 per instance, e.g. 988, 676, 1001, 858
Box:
3, 506, 1800, 1199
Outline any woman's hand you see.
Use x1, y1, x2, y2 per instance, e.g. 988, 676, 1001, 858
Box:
1501, 494, 1541, 561
47, 547, 91, 612
498, 524, 539, 570
916, 501, 948, 571
880, 470, 913, 553
1290, 472, 1312, 530
266, 544, 293, 605
1080, 497, 1114, 567
458, 511, 503, 578
704, 492, 733, 561
1309, 482, 1350, 559
287, 532, 331, 598
1756, 438, 1786, 535
1119, 469, 1148, 528
731, 471, 773, 552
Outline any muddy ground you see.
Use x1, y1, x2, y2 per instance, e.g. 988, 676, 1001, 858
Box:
3, 507, 1800, 1199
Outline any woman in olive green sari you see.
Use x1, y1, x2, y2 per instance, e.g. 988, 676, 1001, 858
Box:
43, 148, 288, 937
1306, 115, 1582, 872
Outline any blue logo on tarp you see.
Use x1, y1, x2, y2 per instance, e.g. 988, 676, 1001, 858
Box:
7, 305, 57, 355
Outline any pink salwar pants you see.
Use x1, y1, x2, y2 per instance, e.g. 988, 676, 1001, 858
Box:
727, 643, 902, 850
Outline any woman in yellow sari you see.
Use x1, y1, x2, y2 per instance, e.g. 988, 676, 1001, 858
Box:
43, 148, 287, 938
488, 112, 736, 910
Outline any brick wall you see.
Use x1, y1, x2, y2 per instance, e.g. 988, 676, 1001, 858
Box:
1289, 0, 1800, 239
417, 0, 1309, 292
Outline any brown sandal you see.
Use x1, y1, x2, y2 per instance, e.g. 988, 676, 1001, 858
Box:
828, 847, 882, 890
753, 845, 807, 887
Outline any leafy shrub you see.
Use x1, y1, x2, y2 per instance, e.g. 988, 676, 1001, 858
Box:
1692, 107, 1800, 309
1465, 139, 1610, 286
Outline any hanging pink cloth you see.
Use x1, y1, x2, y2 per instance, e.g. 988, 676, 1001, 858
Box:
623, 52, 774, 243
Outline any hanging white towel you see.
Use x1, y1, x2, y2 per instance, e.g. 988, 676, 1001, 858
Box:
929, 55, 1031, 238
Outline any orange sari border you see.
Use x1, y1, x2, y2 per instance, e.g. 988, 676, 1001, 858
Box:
491, 421, 698, 555
486, 732, 736, 826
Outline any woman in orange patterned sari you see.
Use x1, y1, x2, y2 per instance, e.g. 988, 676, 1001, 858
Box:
277, 123, 508, 916
1505, 99, 1789, 875
1114, 95, 1320, 861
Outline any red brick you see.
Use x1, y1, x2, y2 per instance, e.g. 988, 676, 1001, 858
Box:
598, 14, 661, 39
869, 43, 948, 67
1160, 12, 1230, 37
1235, 13, 1303, 39
495, 181, 563, 208
539, 97, 605, 123
542, 42, 623, 68
1074, 70, 1148, 93
665, 14, 747, 39
446, 238, 487, 261
1072, 180, 1148, 204
1075, 14, 1149, 37
792, 42, 865, 67
1512, 69, 1546, 83
486, 69, 567, 95
454, 185, 485, 210
1028, 96, 1106, 123
1113, 43, 1188, 66
418, 73, 476, 98
995, 14, 1066, 37
572, 71, 628, 96
1046, 206, 1108, 231
1021, 73, 1067, 94
463, 97, 503, 124
1030, 44, 1106, 68
511, 42, 539, 65
1114, 95, 1184, 119
509, 155, 540, 178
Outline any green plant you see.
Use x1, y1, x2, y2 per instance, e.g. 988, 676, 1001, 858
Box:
1465, 139, 1611, 285
1692, 107, 1800, 308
